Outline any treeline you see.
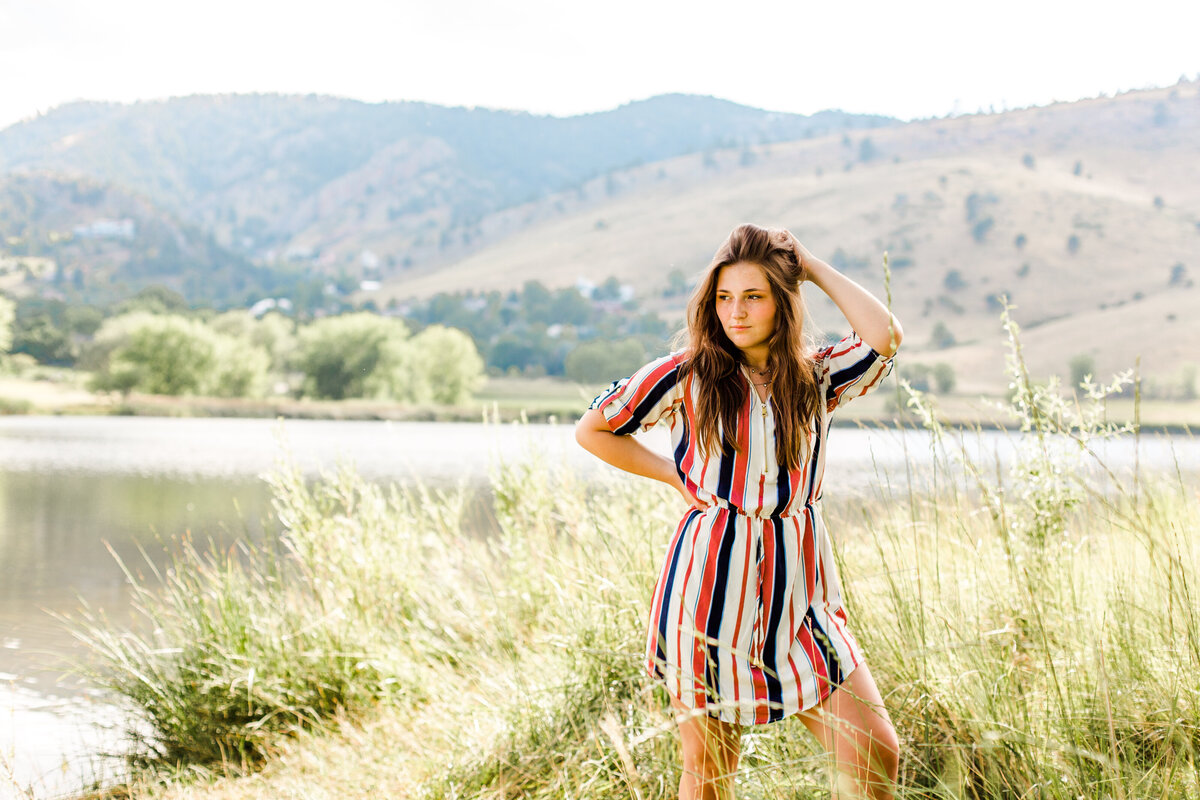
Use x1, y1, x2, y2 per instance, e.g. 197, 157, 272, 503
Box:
398, 277, 674, 381
1, 276, 679, 400
2, 287, 484, 403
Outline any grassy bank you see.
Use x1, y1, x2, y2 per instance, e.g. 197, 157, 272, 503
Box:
0, 370, 595, 422
43, 428, 1197, 797
4, 360, 1200, 430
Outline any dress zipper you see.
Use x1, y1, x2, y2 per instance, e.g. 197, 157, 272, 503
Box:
760, 395, 768, 476
744, 365, 770, 477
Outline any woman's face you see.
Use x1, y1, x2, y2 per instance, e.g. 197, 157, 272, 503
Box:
714, 261, 777, 357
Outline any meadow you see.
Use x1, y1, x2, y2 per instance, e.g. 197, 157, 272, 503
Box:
45, 320, 1200, 800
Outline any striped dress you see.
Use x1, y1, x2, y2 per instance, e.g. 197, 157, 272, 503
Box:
589, 332, 895, 725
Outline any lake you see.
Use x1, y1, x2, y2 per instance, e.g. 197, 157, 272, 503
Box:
1, 415, 1196, 798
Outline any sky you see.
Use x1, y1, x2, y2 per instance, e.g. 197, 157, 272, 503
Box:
1, 0, 1198, 131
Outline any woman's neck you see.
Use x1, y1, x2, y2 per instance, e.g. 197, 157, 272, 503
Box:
739, 345, 770, 373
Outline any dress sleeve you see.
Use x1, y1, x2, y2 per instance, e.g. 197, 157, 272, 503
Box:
588, 352, 686, 435
817, 331, 895, 412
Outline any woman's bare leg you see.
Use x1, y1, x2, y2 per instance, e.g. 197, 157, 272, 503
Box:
669, 693, 742, 800
798, 663, 899, 799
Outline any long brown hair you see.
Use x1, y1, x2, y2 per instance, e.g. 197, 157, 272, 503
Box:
677, 223, 820, 472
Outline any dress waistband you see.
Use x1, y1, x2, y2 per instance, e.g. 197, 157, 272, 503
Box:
705, 496, 803, 520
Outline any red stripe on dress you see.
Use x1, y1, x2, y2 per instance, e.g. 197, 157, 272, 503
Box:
751, 665, 769, 724
785, 517, 801, 645
786, 653, 804, 713
645, 513, 693, 674
729, 391, 750, 509
674, 510, 705, 704
829, 603, 860, 665
756, 517, 777, 725
803, 515, 817, 601
604, 358, 678, 430
797, 625, 830, 695
814, 545, 861, 669
830, 618, 859, 671
728, 522, 753, 709
855, 363, 887, 397
829, 339, 863, 360
679, 374, 698, 477
690, 509, 727, 709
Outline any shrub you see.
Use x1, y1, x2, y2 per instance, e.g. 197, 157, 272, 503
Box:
296, 313, 417, 401
932, 362, 955, 393
943, 270, 967, 291
930, 320, 956, 349
1069, 353, 1096, 389
971, 216, 995, 243
89, 313, 218, 396
565, 338, 647, 383
409, 324, 486, 404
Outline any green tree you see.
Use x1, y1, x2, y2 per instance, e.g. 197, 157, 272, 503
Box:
211, 310, 296, 372
971, 217, 995, 243
1069, 354, 1095, 390
409, 325, 485, 404
902, 363, 932, 392
930, 321, 956, 349
664, 269, 689, 297
592, 276, 623, 302
932, 363, 956, 394
117, 285, 190, 315
13, 315, 73, 364
0, 295, 15, 355
296, 313, 416, 400
565, 339, 648, 383
254, 312, 298, 370
857, 137, 878, 163
90, 313, 218, 395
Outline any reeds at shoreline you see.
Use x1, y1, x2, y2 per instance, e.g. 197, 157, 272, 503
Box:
55, 321, 1200, 799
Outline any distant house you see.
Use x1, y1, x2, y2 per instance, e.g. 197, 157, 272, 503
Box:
249, 297, 294, 317
72, 218, 135, 240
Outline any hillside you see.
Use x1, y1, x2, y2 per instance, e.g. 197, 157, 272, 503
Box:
0, 94, 893, 277
1, 84, 1197, 396
377, 81, 1200, 395
0, 172, 265, 305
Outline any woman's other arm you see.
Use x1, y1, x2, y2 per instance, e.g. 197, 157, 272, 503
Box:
789, 234, 904, 357
575, 409, 703, 505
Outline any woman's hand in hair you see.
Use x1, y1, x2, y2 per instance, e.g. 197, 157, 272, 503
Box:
782, 230, 904, 356
782, 229, 816, 282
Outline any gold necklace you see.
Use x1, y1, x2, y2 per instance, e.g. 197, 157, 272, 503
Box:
747, 363, 771, 385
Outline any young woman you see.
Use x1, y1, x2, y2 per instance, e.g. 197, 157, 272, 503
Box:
575, 223, 903, 800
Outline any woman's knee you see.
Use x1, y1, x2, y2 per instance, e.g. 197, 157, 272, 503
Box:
680, 736, 738, 773
672, 699, 740, 778
870, 719, 900, 779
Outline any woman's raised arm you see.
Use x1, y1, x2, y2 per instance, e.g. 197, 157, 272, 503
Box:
788, 233, 904, 357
